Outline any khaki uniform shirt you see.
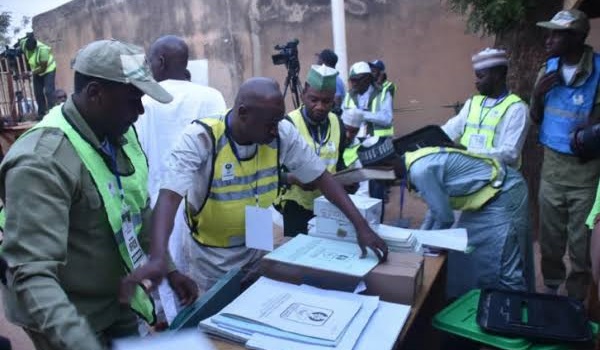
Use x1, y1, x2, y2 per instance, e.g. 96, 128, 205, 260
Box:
0, 98, 152, 350
531, 46, 600, 187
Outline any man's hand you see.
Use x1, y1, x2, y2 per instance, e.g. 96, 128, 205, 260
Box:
167, 270, 198, 306
119, 258, 168, 304
356, 223, 388, 262
533, 72, 560, 100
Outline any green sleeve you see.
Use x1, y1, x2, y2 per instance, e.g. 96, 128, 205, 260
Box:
586, 181, 600, 230
1, 151, 102, 350
37, 47, 50, 63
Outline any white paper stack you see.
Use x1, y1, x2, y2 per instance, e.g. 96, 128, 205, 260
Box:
308, 217, 421, 253
313, 194, 382, 225
199, 277, 410, 350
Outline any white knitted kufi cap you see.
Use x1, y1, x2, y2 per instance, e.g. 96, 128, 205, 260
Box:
472, 48, 508, 71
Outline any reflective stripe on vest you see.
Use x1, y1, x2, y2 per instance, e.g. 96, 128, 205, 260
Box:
404, 147, 505, 211
279, 108, 341, 210
540, 54, 600, 154
25, 107, 156, 324
343, 90, 394, 137
185, 115, 280, 247
25, 41, 56, 76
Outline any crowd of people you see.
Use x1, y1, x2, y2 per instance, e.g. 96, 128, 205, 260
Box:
0, 7, 599, 350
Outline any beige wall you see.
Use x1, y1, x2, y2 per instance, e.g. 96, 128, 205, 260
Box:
33, 0, 495, 134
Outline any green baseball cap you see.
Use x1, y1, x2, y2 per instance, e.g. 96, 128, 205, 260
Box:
72, 39, 173, 103
306, 64, 338, 91
536, 9, 590, 35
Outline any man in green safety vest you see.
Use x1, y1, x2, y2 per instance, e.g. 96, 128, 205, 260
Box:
342, 61, 394, 215
0, 39, 197, 350
341, 108, 364, 169
358, 132, 535, 299
441, 48, 529, 168
369, 59, 396, 102
19, 33, 57, 118
278, 64, 346, 236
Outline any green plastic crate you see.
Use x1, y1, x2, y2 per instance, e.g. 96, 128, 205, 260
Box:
433, 289, 531, 350
433, 289, 598, 350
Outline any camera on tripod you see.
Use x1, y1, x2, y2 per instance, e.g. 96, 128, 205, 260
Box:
271, 39, 299, 67
271, 39, 302, 108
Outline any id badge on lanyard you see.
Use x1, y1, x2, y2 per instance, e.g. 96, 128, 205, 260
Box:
121, 203, 147, 269
109, 143, 147, 269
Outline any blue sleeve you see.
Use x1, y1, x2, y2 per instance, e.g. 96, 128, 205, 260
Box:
409, 158, 455, 229
336, 76, 345, 98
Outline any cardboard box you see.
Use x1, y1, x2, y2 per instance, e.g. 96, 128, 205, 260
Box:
260, 258, 363, 292
260, 235, 380, 292
313, 194, 382, 225
363, 252, 424, 305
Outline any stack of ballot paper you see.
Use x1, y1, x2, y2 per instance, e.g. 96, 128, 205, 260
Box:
260, 234, 380, 291
199, 277, 411, 350
308, 216, 468, 253
308, 217, 421, 253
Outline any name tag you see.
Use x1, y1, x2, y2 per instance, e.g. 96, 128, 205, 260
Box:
245, 206, 274, 251
122, 207, 147, 269
468, 134, 487, 152
222, 162, 235, 181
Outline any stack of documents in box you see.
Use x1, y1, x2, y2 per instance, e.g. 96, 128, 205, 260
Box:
313, 194, 382, 225
199, 277, 411, 350
307, 217, 421, 253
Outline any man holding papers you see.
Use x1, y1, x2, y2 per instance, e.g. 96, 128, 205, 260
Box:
358, 131, 534, 298
121, 77, 388, 295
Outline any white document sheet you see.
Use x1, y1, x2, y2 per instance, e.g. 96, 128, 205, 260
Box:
217, 277, 362, 342
354, 301, 411, 350
246, 284, 379, 350
198, 316, 251, 344
245, 206, 274, 251
264, 234, 379, 277
413, 228, 468, 252
113, 330, 215, 350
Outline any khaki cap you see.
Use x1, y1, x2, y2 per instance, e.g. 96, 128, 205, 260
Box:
536, 9, 590, 35
72, 39, 172, 103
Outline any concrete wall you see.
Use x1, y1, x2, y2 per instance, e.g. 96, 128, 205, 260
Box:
33, 0, 496, 134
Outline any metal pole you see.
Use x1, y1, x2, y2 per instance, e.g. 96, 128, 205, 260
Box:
331, 0, 348, 82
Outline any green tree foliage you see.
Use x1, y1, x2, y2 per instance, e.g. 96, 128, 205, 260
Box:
0, 11, 10, 47
448, 0, 534, 35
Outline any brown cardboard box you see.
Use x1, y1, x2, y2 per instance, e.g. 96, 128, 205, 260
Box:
363, 252, 424, 305
259, 257, 363, 292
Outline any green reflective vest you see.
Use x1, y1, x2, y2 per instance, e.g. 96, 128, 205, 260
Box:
19, 39, 56, 76
185, 115, 280, 247
459, 94, 522, 159
404, 147, 505, 211
343, 141, 360, 168
279, 108, 341, 210
343, 87, 394, 137
21, 107, 156, 324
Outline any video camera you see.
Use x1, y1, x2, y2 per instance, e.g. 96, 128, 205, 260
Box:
271, 39, 300, 69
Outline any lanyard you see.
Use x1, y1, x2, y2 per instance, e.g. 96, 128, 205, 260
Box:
478, 91, 509, 131
225, 114, 259, 205
302, 107, 327, 156
108, 142, 126, 204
